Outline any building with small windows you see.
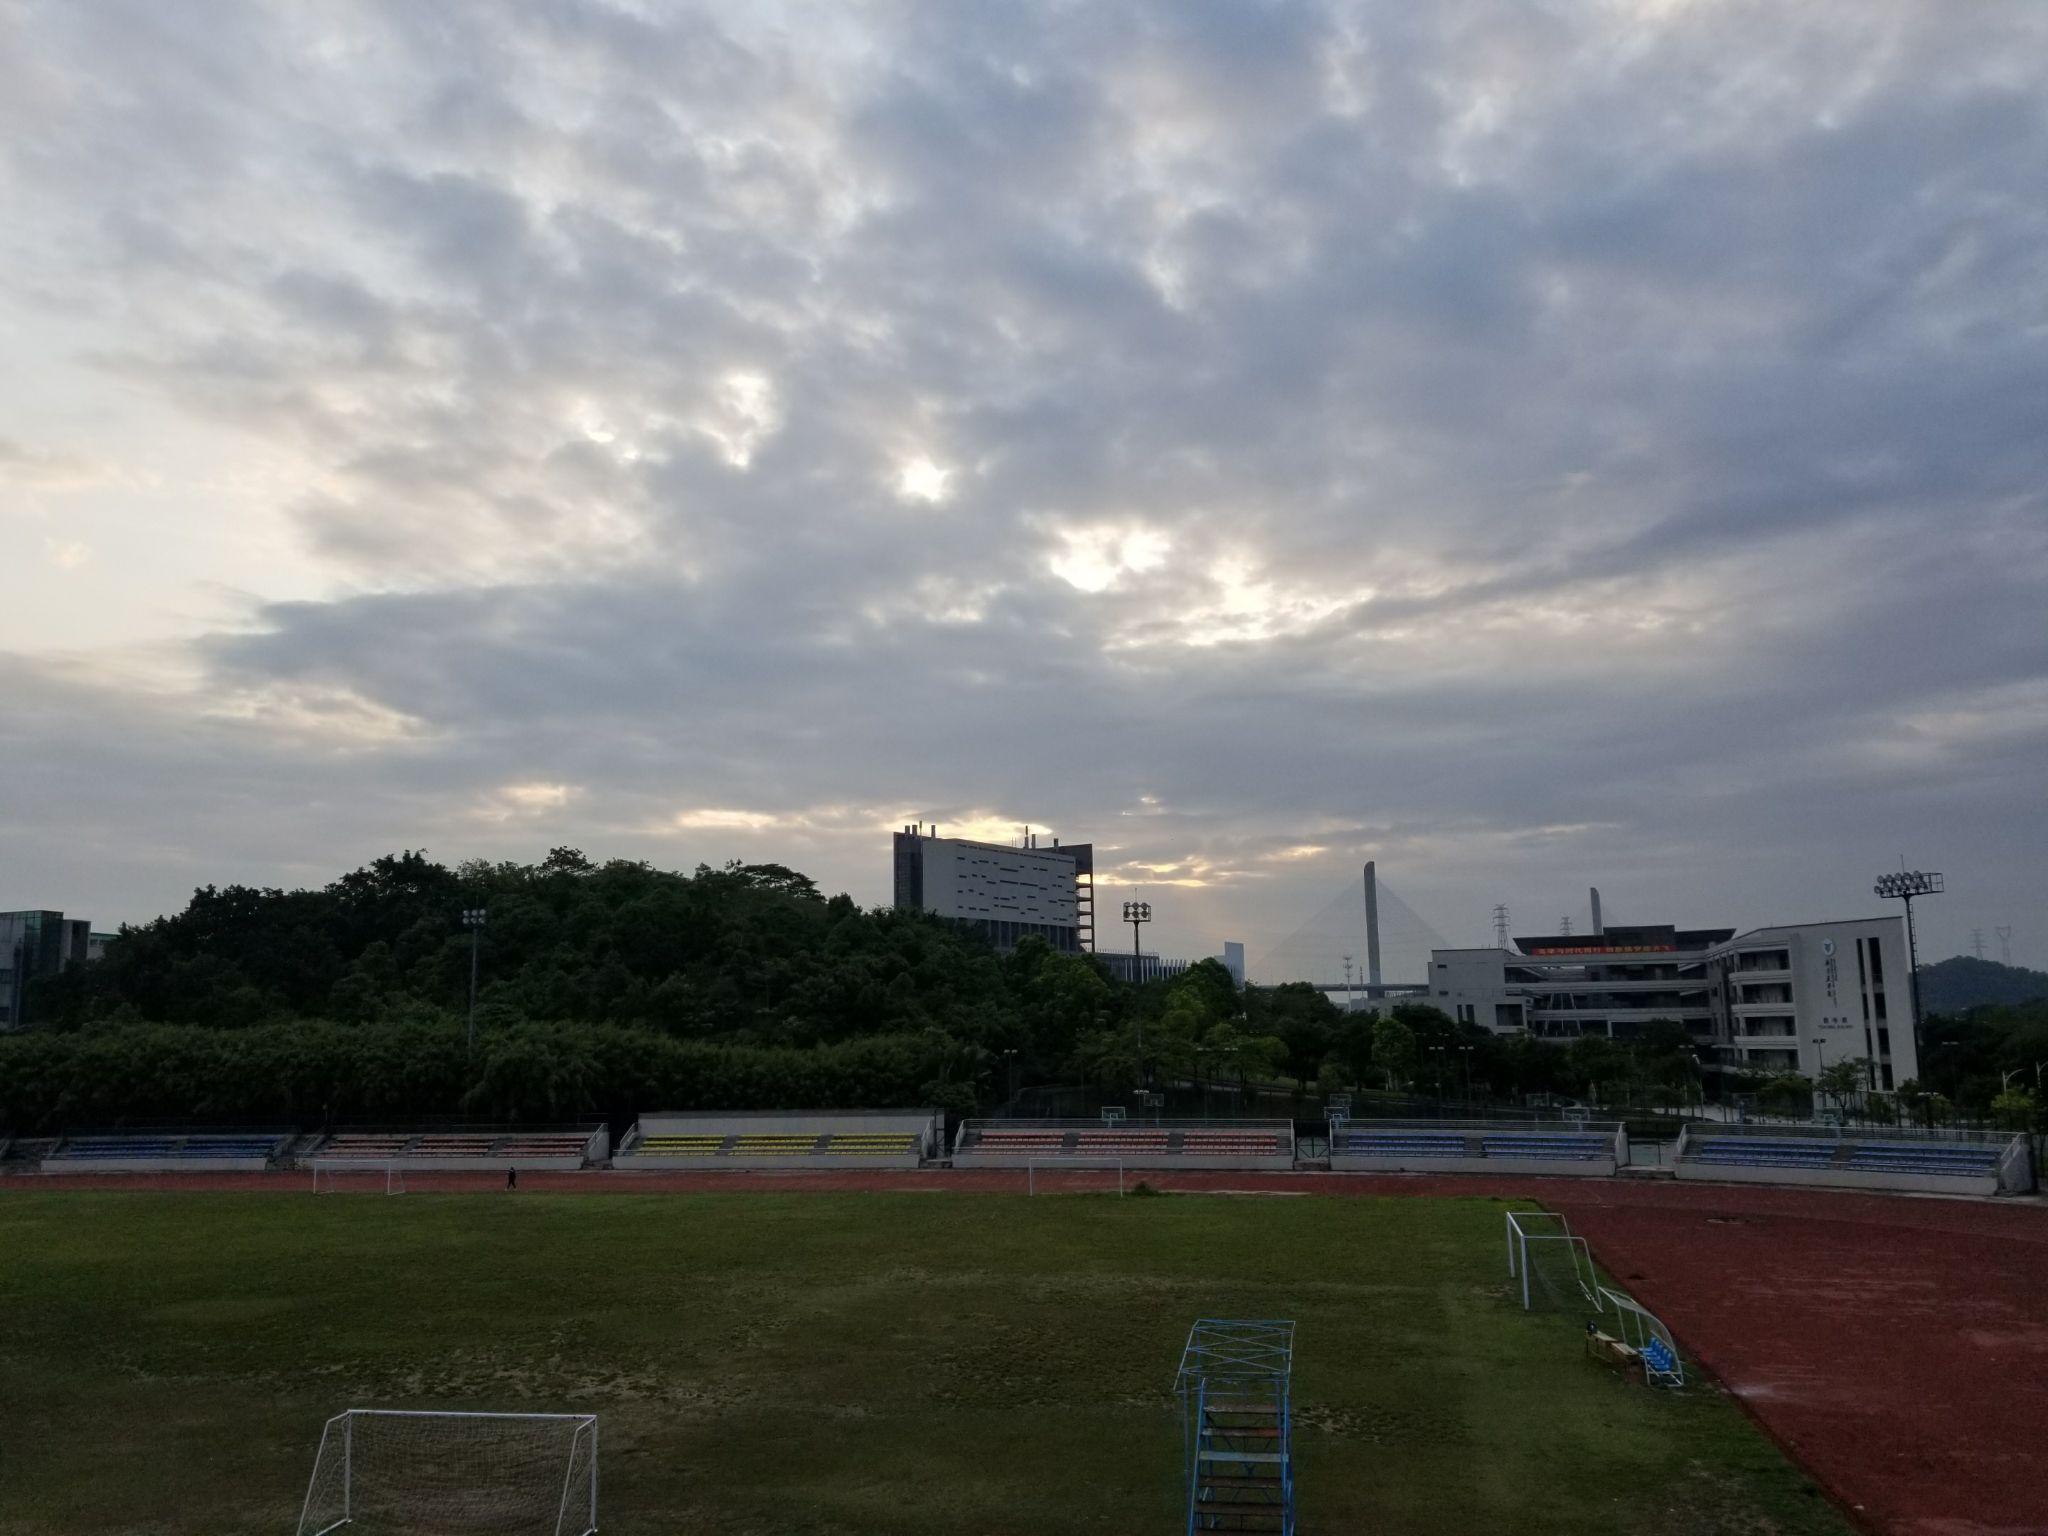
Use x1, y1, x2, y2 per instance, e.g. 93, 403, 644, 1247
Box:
893, 825, 1094, 953
1429, 915, 1918, 1089
1, 910, 99, 1030
890, 827, 1243, 981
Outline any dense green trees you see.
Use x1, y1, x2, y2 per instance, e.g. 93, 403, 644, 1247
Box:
0, 1019, 972, 1131
33, 848, 2035, 1130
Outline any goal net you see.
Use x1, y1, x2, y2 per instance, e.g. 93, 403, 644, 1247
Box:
297, 1409, 597, 1536
312, 1162, 406, 1195
1505, 1210, 1600, 1312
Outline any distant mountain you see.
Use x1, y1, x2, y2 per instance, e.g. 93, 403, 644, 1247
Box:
1920, 955, 2048, 1014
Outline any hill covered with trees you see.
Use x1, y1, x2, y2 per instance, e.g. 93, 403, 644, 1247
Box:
1919, 955, 2048, 1014
8, 848, 1321, 1130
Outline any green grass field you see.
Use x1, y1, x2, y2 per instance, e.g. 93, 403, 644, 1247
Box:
0, 1189, 1847, 1535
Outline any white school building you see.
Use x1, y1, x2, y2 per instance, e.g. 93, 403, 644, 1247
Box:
1429, 915, 1918, 1090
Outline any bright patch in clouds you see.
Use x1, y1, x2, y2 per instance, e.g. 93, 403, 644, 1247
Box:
700, 373, 780, 469
670, 808, 780, 831
501, 782, 572, 810
895, 455, 952, 504
1048, 524, 1172, 593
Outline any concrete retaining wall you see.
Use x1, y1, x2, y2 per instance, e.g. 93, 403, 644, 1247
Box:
41, 1157, 275, 1175
1328, 1153, 1618, 1177
1673, 1161, 1999, 1197
949, 1152, 1296, 1172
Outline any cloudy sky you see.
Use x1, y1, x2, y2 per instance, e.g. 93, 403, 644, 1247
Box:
5, 0, 2046, 974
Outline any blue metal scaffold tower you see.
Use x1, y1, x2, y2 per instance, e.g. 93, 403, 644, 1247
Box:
1174, 1319, 1296, 1536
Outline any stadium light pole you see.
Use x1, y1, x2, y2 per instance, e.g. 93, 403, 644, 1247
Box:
462, 908, 488, 1052
1873, 869, 1943, 1073
1123, 900, 1151, 1078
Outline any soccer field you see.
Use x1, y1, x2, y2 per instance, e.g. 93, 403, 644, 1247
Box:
0, 1189, 1848, 1535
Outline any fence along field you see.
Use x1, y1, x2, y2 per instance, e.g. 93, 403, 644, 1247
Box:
0, 1189, 1848, 1536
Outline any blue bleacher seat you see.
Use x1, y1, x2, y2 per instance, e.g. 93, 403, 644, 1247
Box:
1686, 1134, 2000, 1180
1480, 1134, 1609, 1161
1336, 1133, 1465, 1157
47, 1133, 281, 1163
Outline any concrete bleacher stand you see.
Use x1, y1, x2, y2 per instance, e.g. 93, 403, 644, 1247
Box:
304, 1125, 609, 1171
949, 1118, 1297, 1170
1326, 1119, 1627, 1177
39, 1129, 294, 1174
611, 1109, 941, 1171
1675, 1122, 2034, 1196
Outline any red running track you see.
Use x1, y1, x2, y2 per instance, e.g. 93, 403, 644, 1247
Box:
8, 1167, 2044, 1535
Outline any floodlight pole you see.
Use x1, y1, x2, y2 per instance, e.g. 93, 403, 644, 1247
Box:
462, 907, 488, 1052
1124, 900, 1151, 1083
1873, 870, 1943, 1075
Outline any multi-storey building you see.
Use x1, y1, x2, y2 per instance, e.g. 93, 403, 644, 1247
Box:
1, 910, 98, 1029
892, 825, 1093, 953
1429, 915, 1917, 1087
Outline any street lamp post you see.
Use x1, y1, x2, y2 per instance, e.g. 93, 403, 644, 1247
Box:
1004, 1048, 1019, 1105
1458, 1044, 1474, 1105
1429, 1045, 1447, 1104
1123, 900, 1151, 1083
462, 907, 488, 1052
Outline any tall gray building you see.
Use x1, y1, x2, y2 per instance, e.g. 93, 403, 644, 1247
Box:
892, 825, 1093, 953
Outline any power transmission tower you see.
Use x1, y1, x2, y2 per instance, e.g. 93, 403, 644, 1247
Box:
1995, 926, 2013, 966
1558, 916, 1573, 936
1491, 904, 1509, 949
1970, 928, 1986, 960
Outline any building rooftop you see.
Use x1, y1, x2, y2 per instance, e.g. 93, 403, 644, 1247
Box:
1513, 924, 1734, 956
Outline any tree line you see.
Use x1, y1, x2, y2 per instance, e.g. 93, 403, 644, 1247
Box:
18, 847, 2033, 1131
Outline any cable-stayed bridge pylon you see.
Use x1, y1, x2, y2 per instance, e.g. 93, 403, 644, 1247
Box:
1247, 864, 1442, 1002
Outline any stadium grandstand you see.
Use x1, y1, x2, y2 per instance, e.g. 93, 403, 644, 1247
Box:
38, 1129, 294, 1173
1327, 1120, 1625, 1176
303, 1126, 608, 1171
1674, 1122, 2032, 1196
611, 1109, 940, 1170
950, 1118, 1295, 1170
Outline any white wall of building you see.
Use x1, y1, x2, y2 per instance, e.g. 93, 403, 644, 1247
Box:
1710, 917, 1917, 1088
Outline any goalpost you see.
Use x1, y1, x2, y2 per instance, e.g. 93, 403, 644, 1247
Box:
297, 1409, 598, 1536
1504, 1209, 1600, 1312
311, 1161, 406, 1195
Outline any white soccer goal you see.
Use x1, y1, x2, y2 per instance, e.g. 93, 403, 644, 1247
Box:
1504, 1209, 1600, 1312
311, 1161, 406, 1195
296, 1409, 597, 1535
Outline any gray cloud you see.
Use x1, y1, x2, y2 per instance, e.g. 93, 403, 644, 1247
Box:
3, 0, 2047, 969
